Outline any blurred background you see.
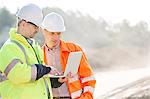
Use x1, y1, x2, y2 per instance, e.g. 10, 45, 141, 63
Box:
0, 0, 149, 71
0, 0, 150, 98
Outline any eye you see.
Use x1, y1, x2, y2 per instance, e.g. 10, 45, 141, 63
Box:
57, 32, 61, 35
51, 32, 55, 35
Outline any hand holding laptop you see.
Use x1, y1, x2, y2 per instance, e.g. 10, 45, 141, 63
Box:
44, 51, 82, 78
58, 72, 78, 83
43, 65, 60, 77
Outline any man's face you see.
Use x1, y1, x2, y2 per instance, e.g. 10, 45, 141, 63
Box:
26, 22, 39, 38
42, 29, 61, 48
19, 20, 39, 38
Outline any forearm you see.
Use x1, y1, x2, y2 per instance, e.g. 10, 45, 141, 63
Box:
7, 63, 51, 84
7, 62, 34, 84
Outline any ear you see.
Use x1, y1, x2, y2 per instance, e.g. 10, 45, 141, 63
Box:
20, 20, 27, 27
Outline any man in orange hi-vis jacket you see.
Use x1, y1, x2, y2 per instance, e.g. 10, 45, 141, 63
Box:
41, 12, 96, 99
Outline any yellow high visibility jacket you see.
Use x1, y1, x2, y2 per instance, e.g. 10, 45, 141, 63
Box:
0, 28, 52, 99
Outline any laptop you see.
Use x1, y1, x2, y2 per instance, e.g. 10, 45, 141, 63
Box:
45, 51, 82, 78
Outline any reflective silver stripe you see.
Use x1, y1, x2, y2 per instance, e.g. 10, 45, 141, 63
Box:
68, 74, 79, 83
81, 75, 95, 83
4, 59, 22, 76
31, 65, 37, 80
11, 40, 28, 64
0, 72, 7, 82
83, 86, 95, 94
71, 89, 82, 98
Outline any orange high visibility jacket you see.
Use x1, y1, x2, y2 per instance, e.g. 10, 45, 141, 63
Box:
43, 40, 96, 99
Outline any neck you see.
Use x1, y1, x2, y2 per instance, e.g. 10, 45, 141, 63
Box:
46, 41, 53, 49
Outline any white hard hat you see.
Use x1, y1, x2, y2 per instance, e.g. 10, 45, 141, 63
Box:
42, 12, 66, 32
16, 4, 43, 27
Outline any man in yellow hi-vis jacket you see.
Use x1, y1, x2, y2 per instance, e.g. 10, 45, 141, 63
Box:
0, 4, 63, 99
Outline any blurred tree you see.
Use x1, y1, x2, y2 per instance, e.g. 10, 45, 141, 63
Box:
0, 7, 16, 33
0, 7, 16, 47
132, 21, 150, 47
0, 7, 149, 49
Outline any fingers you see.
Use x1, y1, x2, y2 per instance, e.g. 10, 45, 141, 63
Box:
50, 69, 60, 75
67, 72, 75, 78
49, 66, 61, 75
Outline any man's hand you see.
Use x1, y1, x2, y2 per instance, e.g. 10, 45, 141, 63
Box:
66, 72, 77, 78
57, 72, 76, 83
45, 65, 60, 75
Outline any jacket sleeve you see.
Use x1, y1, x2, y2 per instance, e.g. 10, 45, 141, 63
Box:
0, 43, 36, 84
78, 92, 93, 99
77, 46, 96, 98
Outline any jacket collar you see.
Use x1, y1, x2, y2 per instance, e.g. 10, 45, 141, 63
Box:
60, 40, 70, 52
43, 40, 70, 52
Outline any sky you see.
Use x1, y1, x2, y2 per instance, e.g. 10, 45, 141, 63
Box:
0, 0, 150, 25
